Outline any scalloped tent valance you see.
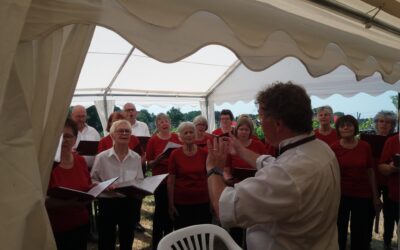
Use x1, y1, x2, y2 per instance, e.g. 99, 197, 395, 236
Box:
1, 0, 400, 249
21, 0, 400, 83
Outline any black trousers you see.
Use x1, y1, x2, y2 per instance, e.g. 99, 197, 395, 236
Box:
133, 199, 142, 225
54, 223, 89, 250
337, 196, 374, 250
98, 197, 140, 250
152, 184, 173, 250
384, 198, 399, 245
174, 202, 212, 230
229, 227, 246, 249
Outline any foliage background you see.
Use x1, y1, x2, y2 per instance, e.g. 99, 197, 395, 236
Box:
80, 104, 390, 138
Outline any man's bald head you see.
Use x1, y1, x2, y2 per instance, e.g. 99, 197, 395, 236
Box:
71, 105, 87, 131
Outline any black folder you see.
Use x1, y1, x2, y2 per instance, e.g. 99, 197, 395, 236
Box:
76, 140, 99, 156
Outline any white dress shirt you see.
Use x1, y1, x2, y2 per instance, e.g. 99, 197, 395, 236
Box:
219, 133, 341, 250
91, 147, 144, 198
73, 124, 101, 167
131, 120, 150, 137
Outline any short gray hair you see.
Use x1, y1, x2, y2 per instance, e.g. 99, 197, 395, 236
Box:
110, 119, 131, 134
177, 122, 195, 135
374, 110, 397, 134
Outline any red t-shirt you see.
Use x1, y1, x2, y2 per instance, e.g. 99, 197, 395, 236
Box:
212, 127, 233, 136
226, 139, 267, 169
379, 135, 400, 202
314, 129, 339, 146
194, 133, 213, 148
168, 147, 209, 205
331, 140, 374, 198
146, 133, 181, 176
47, 154, 92, 232
97, 135, 142, 155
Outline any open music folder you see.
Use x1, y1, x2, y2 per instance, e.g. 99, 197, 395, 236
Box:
115, 174, 168, 197
47, 177, 119, 201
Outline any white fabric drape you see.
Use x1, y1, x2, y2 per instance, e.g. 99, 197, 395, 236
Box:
94, 99, 116, 134
207, 103, 216, 132
0, 0, 31, 111
0, 20, 94, 249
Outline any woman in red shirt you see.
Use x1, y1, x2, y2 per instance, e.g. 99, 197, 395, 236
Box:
330, 115, 381, 250
146, 113, 181, 249
167, 122, 211, 229
193, 115, 213, 147
314, 105, 338, 145
223, 115, 267, 247
46, 118, 92, 250
224, 115, 267, 181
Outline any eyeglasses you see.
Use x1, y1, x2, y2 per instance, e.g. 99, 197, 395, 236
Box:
124, 109, 136, 112
115, 129, 131, 135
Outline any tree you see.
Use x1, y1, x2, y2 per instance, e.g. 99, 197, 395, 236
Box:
183, 110, 201, 122
137, 109, 156, 133
86, 105, 103, 135
214, 111, 221, 128
359, 118, 374, 132
391, 95, 398, 110
167, 107, 184, 128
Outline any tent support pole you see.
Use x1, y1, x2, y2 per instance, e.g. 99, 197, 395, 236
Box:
102, 46, 136, 119
397, 92, 400, 133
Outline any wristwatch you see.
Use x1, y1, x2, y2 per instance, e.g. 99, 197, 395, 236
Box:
207, 167, 223, 178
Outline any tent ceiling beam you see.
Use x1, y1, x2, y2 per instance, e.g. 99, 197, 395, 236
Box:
102, 46, 135, 117
74, 93, 206, 99
206, 60, 241, 99
311, 0, 400, 36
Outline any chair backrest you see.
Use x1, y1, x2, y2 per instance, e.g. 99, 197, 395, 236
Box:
157, 224, 242, 250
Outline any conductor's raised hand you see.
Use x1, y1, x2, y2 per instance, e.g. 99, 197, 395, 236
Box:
206, 137, 229, 172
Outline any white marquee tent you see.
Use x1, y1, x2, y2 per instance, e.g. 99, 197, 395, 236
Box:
1, 0, 400, 249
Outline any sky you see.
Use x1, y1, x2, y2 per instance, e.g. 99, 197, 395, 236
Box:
133, 90, 397, 119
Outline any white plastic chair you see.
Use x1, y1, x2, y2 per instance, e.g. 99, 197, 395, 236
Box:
157, 224, 242, 250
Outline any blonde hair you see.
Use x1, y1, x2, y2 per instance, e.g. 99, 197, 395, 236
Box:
155, 113, 170, 128
193, 115, 208, 130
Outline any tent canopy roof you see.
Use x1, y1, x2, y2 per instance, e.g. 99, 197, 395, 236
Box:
26, 0, 400, 94
74, 24, 400, 107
